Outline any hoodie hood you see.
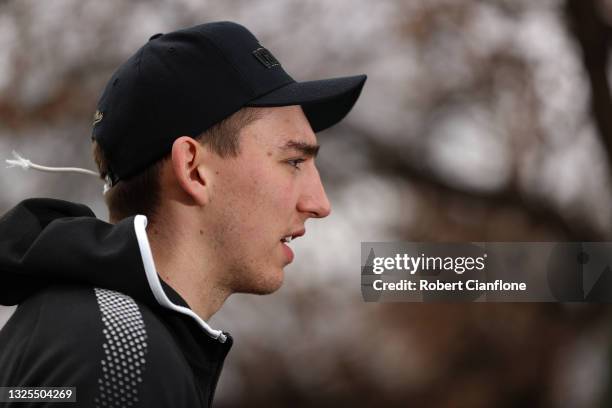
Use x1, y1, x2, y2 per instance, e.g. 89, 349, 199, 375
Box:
0, 197, 226, 342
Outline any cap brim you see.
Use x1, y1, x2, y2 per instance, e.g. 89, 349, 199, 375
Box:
246, 74, 366, 132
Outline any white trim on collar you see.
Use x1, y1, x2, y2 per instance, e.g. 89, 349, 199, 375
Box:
0, 305, 17, 332
133, 215, 227, 343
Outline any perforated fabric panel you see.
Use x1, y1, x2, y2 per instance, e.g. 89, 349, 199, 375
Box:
94, 288, 148, 408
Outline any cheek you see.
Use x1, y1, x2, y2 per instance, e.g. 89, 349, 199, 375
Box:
252, 174, 295, 216
227, 165, 294, 211
212, 162, 297, 241
213, 166, 270, 230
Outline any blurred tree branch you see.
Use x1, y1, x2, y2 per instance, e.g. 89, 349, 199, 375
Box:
565, 4, 612, 408
566, 0, 612, 181
337, 122, 607, 241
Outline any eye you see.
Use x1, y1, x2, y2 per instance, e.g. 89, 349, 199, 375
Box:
287, 158, 305, 170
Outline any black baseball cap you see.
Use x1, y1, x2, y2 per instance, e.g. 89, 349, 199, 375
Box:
92, 21, 367, 186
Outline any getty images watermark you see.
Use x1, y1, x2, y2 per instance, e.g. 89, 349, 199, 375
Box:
361, 242, 612, 302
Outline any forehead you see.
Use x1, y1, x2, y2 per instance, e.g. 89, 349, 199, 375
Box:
241, 106, 317, 149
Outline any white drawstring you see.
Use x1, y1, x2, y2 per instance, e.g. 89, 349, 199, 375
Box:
5, 151, 111, 194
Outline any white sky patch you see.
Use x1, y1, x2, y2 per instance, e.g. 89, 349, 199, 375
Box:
466, 3, 517, 57
427, 108, 512, 191
536, 124, 612, 230
515, 6, 589, 147
115, 4, 172, 55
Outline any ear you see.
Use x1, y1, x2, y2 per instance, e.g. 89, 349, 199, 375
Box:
170, 136, 211, 206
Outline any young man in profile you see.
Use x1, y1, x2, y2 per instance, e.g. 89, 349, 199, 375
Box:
0, 21, 365, 407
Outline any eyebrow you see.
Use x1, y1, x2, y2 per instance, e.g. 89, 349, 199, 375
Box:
280, 140, 320, 158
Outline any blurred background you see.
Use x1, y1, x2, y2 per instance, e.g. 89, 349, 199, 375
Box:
1, 0, 612, 406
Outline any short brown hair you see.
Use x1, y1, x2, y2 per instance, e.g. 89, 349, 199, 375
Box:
92, 107, 263, 223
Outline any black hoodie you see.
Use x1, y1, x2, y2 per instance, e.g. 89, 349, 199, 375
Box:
0, 198, 232, 407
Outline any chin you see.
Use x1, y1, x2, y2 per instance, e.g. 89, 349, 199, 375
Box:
234, 266, 285, 295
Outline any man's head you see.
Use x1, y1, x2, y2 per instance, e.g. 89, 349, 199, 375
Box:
91, 21, 364, 299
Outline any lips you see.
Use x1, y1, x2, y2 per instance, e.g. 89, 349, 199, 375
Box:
281, 241, 294, 263
280, 228, 305, 263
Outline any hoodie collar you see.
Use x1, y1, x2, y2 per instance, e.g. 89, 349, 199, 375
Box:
0, 198, 226, 342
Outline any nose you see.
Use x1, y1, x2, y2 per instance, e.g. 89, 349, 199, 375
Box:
297, 167, 331, 218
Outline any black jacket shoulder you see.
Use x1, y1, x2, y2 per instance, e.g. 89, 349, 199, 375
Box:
0, 284, 203, 407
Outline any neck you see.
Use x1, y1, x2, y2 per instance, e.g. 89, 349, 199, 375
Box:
146, 220, 231, 321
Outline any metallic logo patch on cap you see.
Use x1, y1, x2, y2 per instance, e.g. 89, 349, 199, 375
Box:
92, 110, 103, 127
252, 47, 280, 68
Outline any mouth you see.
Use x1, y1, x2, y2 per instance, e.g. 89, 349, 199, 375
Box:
279, 229, 305, 264
280, 229, 306, 244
